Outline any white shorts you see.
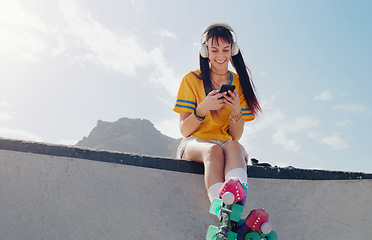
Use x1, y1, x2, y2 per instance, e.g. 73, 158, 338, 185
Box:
176, 136, 232, 159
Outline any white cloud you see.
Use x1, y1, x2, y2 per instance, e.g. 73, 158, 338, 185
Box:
130, 0, 138, 9
0, 128, 43, 142
243, 108, 284, 140
320, 133, 348, 150
307, 131, 321, 139
154, 117, 182, 139
239, 128, 262, 154
0, 101, 11, 108
149, 47, 181, 96
334, 119, 351, 127
258, 95, 277, 111
333, 104, 370, 115
57, 0, 179, 96
0, 0, 47, 61
243, 96, 319, 153
0, 0, 46, 30
281, 116, 319, 132
159, 29, 177, 40
50, 28, 67, 56
244, 95, 285, 138
0, 112, 13, 122
258, 71, 268, 76
59, 0, 151, 76
308, 129, 349, 151
60, 139, 79, 145
272, 130, 301, 152
155, 95, 174, 107
0, 101, 13, 122
314, 90, 332, 101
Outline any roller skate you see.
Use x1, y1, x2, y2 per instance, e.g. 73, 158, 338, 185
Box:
206, 178, 246, 240
235, 208, 278, 240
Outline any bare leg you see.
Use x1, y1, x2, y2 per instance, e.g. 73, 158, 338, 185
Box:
182, 139, 225, 190
222, 140, 248, 175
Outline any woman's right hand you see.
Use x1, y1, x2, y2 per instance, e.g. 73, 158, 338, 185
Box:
196, 90, 226, 116
179, 90, 226, 138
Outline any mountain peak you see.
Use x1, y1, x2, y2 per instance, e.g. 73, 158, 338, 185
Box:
76, 117, 180, 158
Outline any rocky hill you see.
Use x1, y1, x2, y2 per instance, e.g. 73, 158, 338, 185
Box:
76, 118, 181, 158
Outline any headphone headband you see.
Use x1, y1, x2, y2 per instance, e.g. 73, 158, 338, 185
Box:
201, 23, 238, 44
200, 23, 239, 58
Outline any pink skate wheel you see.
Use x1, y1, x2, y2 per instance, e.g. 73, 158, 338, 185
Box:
222, 192, 235, 205
260, 222, 272, 234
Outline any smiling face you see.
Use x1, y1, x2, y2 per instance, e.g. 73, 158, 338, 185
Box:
207, 37, 231, 73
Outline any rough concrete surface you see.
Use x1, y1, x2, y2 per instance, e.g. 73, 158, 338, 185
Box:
0, 150, 212, 240
0, 146, 371, 239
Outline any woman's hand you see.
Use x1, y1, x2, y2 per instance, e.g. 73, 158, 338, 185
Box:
222, 89, 241, 115
179, 90, 226, 138
223, 89, 244, 140
196, 90, 226, 116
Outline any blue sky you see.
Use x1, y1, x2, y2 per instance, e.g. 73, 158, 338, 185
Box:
1, 0, 371, 173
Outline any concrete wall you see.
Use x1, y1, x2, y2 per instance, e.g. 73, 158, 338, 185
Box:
0, 138, 371, 239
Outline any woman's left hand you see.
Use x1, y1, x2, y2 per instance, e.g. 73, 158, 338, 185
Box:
223, 89, 241, 114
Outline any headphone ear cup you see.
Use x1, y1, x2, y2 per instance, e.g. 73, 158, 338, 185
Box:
200, 44, 209, 58
231, 42, 240, 56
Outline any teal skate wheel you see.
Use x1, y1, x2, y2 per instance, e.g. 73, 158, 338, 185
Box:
209, 198, 223, 216
230, 204, 244, 222
226, 231, 238, 240
262, 231, 278, 240
206, 225, 218, 240
245, 232, 261, 240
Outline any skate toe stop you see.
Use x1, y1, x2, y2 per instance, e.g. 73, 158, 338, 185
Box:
261, 222, 272, 234
222, 192, 235, 205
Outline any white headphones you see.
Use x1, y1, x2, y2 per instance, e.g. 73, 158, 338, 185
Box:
199, 23, 240, 58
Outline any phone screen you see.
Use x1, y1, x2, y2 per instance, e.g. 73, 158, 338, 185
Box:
218, 84, 235, 99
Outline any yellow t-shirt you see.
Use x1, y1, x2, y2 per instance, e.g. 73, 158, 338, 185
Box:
173, 70, 254, 142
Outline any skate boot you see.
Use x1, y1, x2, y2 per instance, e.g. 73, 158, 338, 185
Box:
230, 182, 247, 239
206, 178, 246, 240
237, 208, 278, 240
237, 182, 248, 207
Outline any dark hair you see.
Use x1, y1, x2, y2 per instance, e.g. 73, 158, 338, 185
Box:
199, 26, 261, 117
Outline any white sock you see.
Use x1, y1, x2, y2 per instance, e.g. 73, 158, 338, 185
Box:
225, 168, 248, 184
207, 182, 223, 203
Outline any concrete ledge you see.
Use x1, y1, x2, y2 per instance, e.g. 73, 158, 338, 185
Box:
0, 149, 211, 239
1, 138, 371, 239
1, 138, 371, 180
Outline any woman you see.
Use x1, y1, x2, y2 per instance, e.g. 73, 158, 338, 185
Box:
173, 23, 261, 203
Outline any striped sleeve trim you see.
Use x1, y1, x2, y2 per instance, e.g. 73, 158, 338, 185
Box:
175, 99, 196, 111
241, 108, 253, 116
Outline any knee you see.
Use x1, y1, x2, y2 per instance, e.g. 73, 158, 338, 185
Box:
224, 140, 243, 152
223, 141, 248, 162
203, 144, 224, 165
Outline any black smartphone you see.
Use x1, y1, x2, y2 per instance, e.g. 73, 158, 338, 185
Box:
218, 84, 235, 99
